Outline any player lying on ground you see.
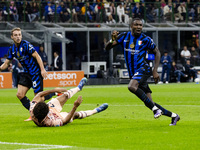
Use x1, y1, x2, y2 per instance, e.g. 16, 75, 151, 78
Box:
29, 78, 108, 127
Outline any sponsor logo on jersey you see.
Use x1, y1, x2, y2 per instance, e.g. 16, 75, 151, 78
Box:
124, 48, 139, 54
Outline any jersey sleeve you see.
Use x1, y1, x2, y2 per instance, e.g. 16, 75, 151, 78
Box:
27, 43, 36, 55
23, 41, 35, 55
116, 32, 127, 44
7, 47, 13, 60
145, 36, 156, 51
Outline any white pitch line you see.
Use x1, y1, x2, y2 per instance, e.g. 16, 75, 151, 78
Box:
0, 141, 72, 150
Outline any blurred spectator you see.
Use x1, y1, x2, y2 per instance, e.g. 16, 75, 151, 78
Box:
153, 0, 163, 19
146, 3, 155, 22
161, 0, 166, 9
29, 2, 40, 22
38, 45, 48, 63
163, 2, 172, 21
43, 61, 49, 71
117, 3, 128, 23
86, 2, 95, 22
105, 2, 116, 23
173, 3, 181, 21
44, 2, 54, 22
190, 46, 200, 65
158, 51, 172, 84
95, 2, 107, 23
24, 1, 32, 22
59, 1, 71, 22
77, 0, 84, 9
132, 3, 142, 19
180, 46, 191, 65
185, 59, 198, 82
178, 2, 186, 21
9, 1, 19, 22
124, 0, 132, 18
16, 0, 23, 22
171, 61, 188, 83
51, 51, 63, 71
192, 33, 199, 48
187, 0, 195, 22
54, 1, 62, 22
72, 2, 80, 22
110, 2, 117, 22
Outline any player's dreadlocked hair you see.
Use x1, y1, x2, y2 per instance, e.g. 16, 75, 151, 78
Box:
33, 102, 49, 123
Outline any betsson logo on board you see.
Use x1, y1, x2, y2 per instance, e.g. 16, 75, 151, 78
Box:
44, 71, 84, 87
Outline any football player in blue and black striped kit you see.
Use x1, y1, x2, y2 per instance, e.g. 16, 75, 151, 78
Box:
0, 27, 55, 121
105, 18, 180, 126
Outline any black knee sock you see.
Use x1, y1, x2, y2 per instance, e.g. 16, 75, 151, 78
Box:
20, 96, 30, 110
44, 93, 55, 101
155, 103, 172, 117
134, 88, 155, 110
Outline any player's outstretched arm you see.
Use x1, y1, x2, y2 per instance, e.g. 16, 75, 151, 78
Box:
62, 96, 83, 125
0, 59, 11, 72
32, 51, 48, 79
33, 88, 67, 102
152, 47, 161, 84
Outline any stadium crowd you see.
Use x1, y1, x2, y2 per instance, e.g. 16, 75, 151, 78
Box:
0, 0, 200, 23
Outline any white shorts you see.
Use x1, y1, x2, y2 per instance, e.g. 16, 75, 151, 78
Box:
47, 98, 73, 122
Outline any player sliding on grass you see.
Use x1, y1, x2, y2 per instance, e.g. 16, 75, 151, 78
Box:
105, 18, 180, 126
29, 77, 108, 127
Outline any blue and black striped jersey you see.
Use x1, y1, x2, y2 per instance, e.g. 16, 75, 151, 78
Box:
116, 31, 156, 77
7, 40, 40, 76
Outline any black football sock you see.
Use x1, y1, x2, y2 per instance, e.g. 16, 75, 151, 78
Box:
155, 103, 172, 117
134, 88, 155, 110
20, 96, 30, 110
44, 93, 55, 101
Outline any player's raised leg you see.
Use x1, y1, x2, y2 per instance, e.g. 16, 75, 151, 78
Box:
57, 77, 88, 107
73, 103, 108, 119
78, 77, 87, 91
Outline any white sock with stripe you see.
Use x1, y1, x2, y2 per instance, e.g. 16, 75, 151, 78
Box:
64, 87, 80, 99
77, 110, 97, 119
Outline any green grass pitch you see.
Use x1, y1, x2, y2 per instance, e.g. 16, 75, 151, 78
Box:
0, 83, 200, 150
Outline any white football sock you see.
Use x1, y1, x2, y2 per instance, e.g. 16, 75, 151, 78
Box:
171, 112, 177, 118
64, 87, 80, 99
152, 106, 159, 111
77, 109, 97, 119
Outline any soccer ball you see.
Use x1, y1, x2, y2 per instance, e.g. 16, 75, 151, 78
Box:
194, 78, 200, 83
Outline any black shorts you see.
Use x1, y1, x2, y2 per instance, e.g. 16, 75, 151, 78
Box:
131, 66, 152, 94
18, 73, 43, 94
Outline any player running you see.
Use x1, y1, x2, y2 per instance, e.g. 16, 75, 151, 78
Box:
105, 18, 180, 126
29, 77, 108, 127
